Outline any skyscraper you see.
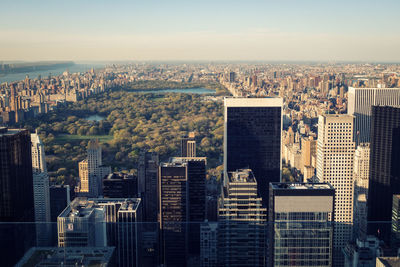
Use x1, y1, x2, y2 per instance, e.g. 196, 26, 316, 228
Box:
159, 157, 207, 267
0, 127, 35, 222
353, 143, 370, 240
49, 184, 71, 222
58, 197, 141, 267
31, 132, 51, 245
0, 127, 35, 266
224, 97, 282, 207
316, 114, 355, 265
218, 169, 267, 266
138, 151, 159, 222
367, 106, 400, 243
180, 132, 196, 157
78, 139, 111, 197
269, 182, 335, 267
347, 86, 400, 143
159, 161, 188, 267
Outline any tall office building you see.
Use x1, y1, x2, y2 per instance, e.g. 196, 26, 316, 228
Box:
0, 127, 35, 267
138, 151, 159, 222
347, 86, 400, 143
79, 140, 111, 197
218, 169, 267, 267
159, 161, 188, 267
58, 199, 107, 247
224, 97, 282, 207
49, 184, 71, 222
0, 127, 35, 221
31, 133, 51, 246
58, 197, 141, 267
353, 143, 370, 240
159, 157, 207, 267
180, 132, 196, 157
316, 114, 355, 265
269, 183, 335, 267
367, 106, 400, 243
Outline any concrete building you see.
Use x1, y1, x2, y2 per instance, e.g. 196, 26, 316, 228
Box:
224, 97, 282, 207
58, 197, 141, 267
57, 198, 107, 247
347, 86, 400, 143
269, 182, 335, 267
316, 114, 355, 266
181, 132, 196, 157
218, 169, 267, 267
31, 133, 51, 246
79, 140, 111, 197
353, 143, 370, 240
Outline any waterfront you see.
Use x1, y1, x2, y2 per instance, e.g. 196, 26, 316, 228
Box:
0, 63, 104, 83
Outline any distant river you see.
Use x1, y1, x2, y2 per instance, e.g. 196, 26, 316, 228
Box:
134, 88, 215, 94
0, 63, 105, 83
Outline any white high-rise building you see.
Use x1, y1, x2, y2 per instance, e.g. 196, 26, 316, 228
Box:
353, 143, 370, 240
31, 133, 51, 243
316, 114, 355, 266
347, 86, 400, 143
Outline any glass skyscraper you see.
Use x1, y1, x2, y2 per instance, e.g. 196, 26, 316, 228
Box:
224, 97, 282, 207
269, 183, 335, 267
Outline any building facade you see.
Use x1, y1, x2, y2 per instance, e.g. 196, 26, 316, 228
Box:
347, 86, 400, 143
138, 151, 159, 222
353, 143, 370, 240
224, 97, 282, 207
218, 169, 267, 267
316, 114, 355, 265
181, 132, 196, 157
269, 183, 335, 267
367, 106, 400, 243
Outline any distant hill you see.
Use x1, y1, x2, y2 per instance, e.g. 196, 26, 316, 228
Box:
0, 61, 75, 74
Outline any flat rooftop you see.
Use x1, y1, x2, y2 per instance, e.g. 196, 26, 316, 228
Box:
16, 246, 115, 267
0, 127, 27, 137
224, 97, 283, 107
59, 197, 140, 218
270, 182, 334, 190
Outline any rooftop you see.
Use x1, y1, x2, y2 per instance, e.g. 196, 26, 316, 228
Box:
15, 246, 115, 267
59, 197, 140, 218
0, 127, 27, 137
270, 182, 334, 190
227, 169, 256, 183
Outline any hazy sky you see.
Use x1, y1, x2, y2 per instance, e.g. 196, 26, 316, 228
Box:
1, 0, 400, 62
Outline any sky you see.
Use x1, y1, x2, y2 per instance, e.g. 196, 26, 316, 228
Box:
1, 0, 400, 62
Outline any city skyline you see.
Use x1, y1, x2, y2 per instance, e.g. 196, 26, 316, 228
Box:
1, 0, 400, 61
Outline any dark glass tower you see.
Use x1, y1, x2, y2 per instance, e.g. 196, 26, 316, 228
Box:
0, 127, 35, 267
367, 106, 400, 243
138, 151, 159, 222
224, 98, 282, 207
159, 157, 206, 267
0, 127, 34, 222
